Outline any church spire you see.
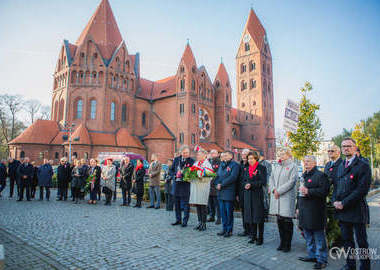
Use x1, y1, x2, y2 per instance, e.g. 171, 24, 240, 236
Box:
180, 42, 196, 68
242, 8, 266, 50
215, 62, 229, 86
76, 0, 123, 60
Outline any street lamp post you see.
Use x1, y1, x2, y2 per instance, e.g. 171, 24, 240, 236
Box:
62, 122, 76, 163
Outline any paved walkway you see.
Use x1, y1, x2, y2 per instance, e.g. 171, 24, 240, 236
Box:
0, 188, 379, 269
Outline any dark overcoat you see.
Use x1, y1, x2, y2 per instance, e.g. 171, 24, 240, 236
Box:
215, 160, 240, 201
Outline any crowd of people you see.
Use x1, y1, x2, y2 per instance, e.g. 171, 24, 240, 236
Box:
0, 137, 373, 270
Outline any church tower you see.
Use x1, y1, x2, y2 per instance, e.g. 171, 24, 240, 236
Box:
236, 8, 275, 159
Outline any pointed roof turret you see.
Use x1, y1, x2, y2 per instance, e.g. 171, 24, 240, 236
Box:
214, 62, 230, 86
76, 0, 123, 60
180, 43, 197, 68
243, 8, 266, 51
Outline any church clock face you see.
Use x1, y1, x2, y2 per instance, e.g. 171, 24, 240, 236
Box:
199, 107, 211, 139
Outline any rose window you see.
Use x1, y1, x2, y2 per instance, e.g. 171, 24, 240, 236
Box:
199, 108, 211, 139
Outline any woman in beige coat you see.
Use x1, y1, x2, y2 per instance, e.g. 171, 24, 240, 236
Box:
269, 149, 298, 252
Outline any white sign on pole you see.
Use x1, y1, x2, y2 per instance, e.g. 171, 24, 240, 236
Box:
283, 99, 300, 133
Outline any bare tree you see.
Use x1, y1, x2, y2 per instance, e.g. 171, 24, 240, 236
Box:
0, 94, 23, 140
25, 99, 41, 124
39, 105, 51, 120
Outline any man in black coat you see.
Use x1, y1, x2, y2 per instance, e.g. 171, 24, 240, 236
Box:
8, 158, 21, 198
57, 158, 71, 201
325, 145, 343, 185
170, 145, 195, 227
17, 157, 34, 201
207, 149, 221, 224
237, 149, 250, 236
120, 156, 134, 206
0, 160, 7, 197
333, 138, 371, 270
215, 151, 240, 237
297, 156, 329, 269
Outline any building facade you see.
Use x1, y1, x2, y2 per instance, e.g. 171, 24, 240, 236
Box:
9, 0, 275, 163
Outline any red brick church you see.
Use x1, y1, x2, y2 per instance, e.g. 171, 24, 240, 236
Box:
9, 0, 275, 163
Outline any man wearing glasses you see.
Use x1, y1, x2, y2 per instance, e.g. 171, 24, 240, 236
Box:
332, 138, 371, 270
325, 145, 343, 185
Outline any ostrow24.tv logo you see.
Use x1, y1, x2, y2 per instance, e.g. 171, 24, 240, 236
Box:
329, 247, 380, 260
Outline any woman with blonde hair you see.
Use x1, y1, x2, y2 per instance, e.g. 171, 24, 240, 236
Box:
269, 148, 298, 252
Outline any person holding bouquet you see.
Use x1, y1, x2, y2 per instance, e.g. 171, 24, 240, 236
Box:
101, 158, 116, 206
87, 159, 101, 205
188, 150, 216, 231
242, 151, 267, 245
170, 145, 195, 227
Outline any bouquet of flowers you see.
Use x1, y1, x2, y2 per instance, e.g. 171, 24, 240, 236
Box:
84, 171, 96, 194
183, 160, 216, 182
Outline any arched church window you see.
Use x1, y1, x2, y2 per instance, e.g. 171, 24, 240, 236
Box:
90, 100, 96, 119
110, 102, 115, 121
76, 99, 83, 119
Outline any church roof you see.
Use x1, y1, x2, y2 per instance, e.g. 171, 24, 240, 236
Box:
215, 62, 230, 86
76, 0, 123, 60
244, 8, 267, 51
138, 76, 176, 100
143, 123, 174, 140
68, 123, 91, 145
180, 44, 196, 68
89, 132, 116, 146
199, 142, 224, 153
9, 120, 60, 145
116, 128, 144, 148
232, 139, 258, 151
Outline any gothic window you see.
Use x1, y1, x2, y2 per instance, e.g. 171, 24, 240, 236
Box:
241, 80, 247, 91
180, 103, 184, 115
90, 99, 96, 119
76, 99, 83, 119
244, 43, 250, 51
122, 104, 127, 122
191, 134, 195, 145
215, 81, 220, 88
240, 63, 247, 74
180, 66, 184, 73
191, 79, 195, 91
232, 128, 237, 137
226, 93, 229, 103
110, 102, 115, 121
142, 112, 146, 127
179, 132, 184, 144
250, 79, 256, 89
180, 79, 185, 91
55, 152, 59, 159
192, 104, 196, 114
226, 139, 230, 148
226, 113, 229, 123
249, 61, 256, 71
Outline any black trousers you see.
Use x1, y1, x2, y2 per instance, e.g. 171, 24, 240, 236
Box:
249, 222, 264, 240
121, 187, 131, 205
58, 186, 68, 199
19, 179, 31, 200
239, 191, 249, 233
9, 176, 18, 198
39, 186, 50, 200
103, 187, 113, 204
97, 188, 101, 200
277, 216, 293, 249
208, 196, 220, 219
196, 205, 207, 223
339, 221, 370, 270
31, 185, 37, 198
165, 192, 174, 211
73, 187, 81, 202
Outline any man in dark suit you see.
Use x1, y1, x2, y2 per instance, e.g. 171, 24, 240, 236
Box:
297, 156, 329, 270
333, 138, 371, 270
57, 158, 71, 201
325, 145, 343, 185
17, 157, 34, 201
237, 149, 250, 236
8, 158, 21, 198
170, 145, 195, 227
207, 149, 221, 224
215, 151, 240, 237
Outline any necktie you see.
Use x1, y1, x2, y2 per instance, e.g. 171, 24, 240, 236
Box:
345, 160, 349, 168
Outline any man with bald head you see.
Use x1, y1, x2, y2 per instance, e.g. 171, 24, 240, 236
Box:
324, 145, 343, 186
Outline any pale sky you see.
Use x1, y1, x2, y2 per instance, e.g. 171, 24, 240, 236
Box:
0, 0, 379, 138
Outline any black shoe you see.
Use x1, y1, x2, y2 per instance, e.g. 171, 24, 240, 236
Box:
207, 217, 215, 222
194, 223, 201, 230
146, 205, 154, 208
282, 246, 291, 252
277, 244, 284, 251
155, 206, 160, 209
224, 232, 232, 238
248, 238, 256, 244
39, 199, 43, 201
56, 198, 62, 201
256, 238, 263, 245
199, 223, 206, 231
313, 262, 327, 269
217, 231, 226, 236
238, 231, 248, 237
171, 221, 181, 226
339, 265, 354, 270
181, 223, 187, 227
120, 203, 127, 206
17, 199, 22, 202
215, 218, 221, 225
27, 199, 31, 201
298, 257, 317, 263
